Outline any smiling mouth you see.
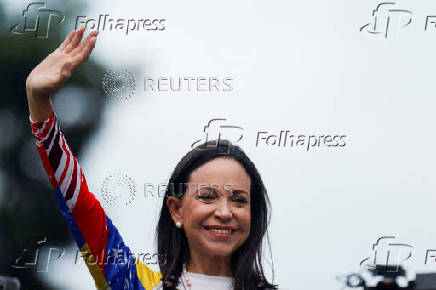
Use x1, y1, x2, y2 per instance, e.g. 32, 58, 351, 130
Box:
203, 226, 235, 235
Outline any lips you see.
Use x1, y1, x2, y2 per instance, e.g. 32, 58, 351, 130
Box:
203, 225, 236, 235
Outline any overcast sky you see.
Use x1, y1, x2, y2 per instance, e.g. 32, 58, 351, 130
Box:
7, 0, 436, 289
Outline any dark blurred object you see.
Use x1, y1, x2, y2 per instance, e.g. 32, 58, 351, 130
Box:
0, 1, 106, 289
340, 265, 436, 289
365, 265, 410, 289
415, 273, 436, 290
0, 276, 20, 290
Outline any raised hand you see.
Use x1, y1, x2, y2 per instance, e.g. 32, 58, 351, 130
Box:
26, 26, 99, 121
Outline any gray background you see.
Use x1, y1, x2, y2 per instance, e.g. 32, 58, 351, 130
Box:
4, 0, 436, 289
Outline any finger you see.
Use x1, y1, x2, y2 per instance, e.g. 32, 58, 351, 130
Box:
65, 26, 86, 53
71, 30, 99, 57
59, 29, 76, 51
67, 26, 86, 53
71, 37, 97, 69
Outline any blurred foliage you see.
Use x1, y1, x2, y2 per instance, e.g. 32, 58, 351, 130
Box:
0, 1, 107, 289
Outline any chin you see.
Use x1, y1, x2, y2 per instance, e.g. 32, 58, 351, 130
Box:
206, 249, 234, 258
200, 243, 237, 257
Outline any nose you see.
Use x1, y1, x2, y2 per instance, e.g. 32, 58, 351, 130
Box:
214, 199, 233, 221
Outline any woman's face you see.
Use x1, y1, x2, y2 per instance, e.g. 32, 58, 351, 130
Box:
167, 157, 251, 258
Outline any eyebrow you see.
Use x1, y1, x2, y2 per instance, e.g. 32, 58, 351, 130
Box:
197, 186, 250, 196
231, 190, 250, 196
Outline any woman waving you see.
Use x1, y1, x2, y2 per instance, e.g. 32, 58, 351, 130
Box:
25, 26, 278, 290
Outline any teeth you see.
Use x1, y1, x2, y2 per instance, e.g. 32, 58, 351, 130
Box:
209, 229, 232, 234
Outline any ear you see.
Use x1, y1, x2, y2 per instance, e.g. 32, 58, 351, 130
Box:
166, 196, 184, 223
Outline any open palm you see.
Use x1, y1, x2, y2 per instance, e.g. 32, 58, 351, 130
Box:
26, 26, 99, 98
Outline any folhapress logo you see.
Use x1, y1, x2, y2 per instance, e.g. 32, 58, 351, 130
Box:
75, 15, 166, 35
359, 236, 414, 271
191, 119, 244, 154
10, 2, 65, 38
360, 3, 436, 38
360, 2, 412, 38
192, 119, 348, 153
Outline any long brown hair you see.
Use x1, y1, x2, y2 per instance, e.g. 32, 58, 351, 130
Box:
156, 139, 278, 290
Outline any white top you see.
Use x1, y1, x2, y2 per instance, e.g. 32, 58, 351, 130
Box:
153, 271, 234, 290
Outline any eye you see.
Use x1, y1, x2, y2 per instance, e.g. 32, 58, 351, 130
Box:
232, 197, 247, 204
198, 194, 215, 201
197, 190, 218, 201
